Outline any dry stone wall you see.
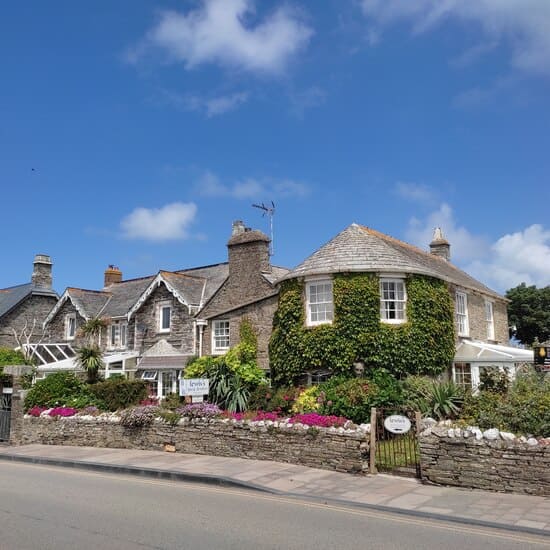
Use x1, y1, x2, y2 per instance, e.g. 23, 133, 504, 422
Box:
420, 431, 550, 496
21, 417, 368, 474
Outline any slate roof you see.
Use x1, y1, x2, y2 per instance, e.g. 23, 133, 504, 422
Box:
0, 282, 58, 319
161, 271, 207, 306
281, 223, 503, 299
102, 276, 155, 318
65, 288, 111, 320
177, 263, 229, 304
262, 265, 290, 285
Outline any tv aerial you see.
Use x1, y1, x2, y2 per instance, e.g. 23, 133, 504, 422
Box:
252, 201, 275, 256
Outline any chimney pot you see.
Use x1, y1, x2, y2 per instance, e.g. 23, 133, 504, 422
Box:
104, 265, 122, 287
231, 220, 246, 236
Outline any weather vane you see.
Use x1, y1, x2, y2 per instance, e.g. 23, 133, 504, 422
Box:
252, 201, 275, 256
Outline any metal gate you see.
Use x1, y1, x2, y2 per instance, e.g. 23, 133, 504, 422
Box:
373, 408, 421, 478
0, 392, 12, 442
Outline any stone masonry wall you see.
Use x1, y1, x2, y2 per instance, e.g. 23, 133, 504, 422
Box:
21, 417, 368, 473
133, 284, 195, 354
45, 299, 87, 348
0, 294, 58, 348
450, 284, 508, 344
202, 296, 278, 370
420, 434, 550, 496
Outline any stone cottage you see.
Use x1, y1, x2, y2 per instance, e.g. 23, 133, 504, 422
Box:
0, 255, 58, 349
39, 221, 286, 395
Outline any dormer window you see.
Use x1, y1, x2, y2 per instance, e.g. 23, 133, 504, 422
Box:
65, 314, 76, 340
380, 279, 406, 323
159, 302, 171, 333
306, 279, 333, 326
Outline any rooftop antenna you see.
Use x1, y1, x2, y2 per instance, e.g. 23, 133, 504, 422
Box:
252, 201, 275, 256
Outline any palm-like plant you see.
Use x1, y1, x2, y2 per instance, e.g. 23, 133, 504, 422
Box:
76, 346, 104, 384
79, 317, 108, 347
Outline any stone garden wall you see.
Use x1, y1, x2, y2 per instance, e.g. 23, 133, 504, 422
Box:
420, 428, 550, 496
20, 416, 368, 474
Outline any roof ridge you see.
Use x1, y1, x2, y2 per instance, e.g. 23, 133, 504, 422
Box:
68, 287, 111, 295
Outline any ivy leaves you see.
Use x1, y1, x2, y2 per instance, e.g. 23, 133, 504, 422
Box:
269, 274, 455, 385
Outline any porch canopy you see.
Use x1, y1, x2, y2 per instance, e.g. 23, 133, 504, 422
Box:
454, 340, 534, 364
136, 339, 192, 371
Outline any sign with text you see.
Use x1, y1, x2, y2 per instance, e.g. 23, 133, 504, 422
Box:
384, 415, 412, 434
179, 378, 209, 397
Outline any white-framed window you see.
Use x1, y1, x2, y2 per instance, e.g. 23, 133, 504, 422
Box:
455, 291, 469, 336
109, 321, 128, 349
212, 320, 230, 354
140, 371, 157, 381
158, 302, 171, 333
380, 279, 407, 323
485, 300, 495, 341
306, 279, 334, 326
453, 362, 472, 390
65, 314, 76, 340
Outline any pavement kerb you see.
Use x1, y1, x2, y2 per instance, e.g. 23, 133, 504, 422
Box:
1, 451, 548, 539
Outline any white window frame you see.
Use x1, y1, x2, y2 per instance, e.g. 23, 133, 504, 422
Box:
65, 314, 76, 340
306, 278, 334, 327
485, 300, 495, 341
109, 321, 128, 349
158, 301, 172, 333
140, 371, 157, 381
212, 320, 230, 354
380, 278, 407, 324
455, 291, 469, 337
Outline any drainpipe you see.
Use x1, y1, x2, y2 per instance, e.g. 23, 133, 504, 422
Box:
196, 320, 208, 357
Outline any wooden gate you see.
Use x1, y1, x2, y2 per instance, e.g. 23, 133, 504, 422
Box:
371, 408, 421, 478
0, 392, 12, 442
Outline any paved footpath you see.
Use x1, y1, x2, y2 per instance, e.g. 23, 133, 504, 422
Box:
1, 444, 549, 537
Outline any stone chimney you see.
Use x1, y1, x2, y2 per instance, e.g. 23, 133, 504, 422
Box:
32, 254, 52, 289
429, 228, 451, 261
227, 220, 271, 280
104, 265, 122, 287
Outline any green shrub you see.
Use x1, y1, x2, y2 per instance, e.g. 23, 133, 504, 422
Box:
0, 347, 26, 385
292, 386, 321, 413
460, 369, 550, 437
247, 382, 273, 411
157, 410, 182, 426
24, 372, 96, 409
161, 392, 183, 410
262, 386, 302, 414
88, 378, 148, 411
401, 375, 434, 412
479, 367, 509, 394
422, 381, 464, 420
317, 376, 379, 424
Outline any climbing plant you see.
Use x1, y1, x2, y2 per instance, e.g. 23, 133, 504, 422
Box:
269, 273, 455, 386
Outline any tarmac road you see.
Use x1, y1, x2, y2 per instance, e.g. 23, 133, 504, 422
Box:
0, 461, 548, 550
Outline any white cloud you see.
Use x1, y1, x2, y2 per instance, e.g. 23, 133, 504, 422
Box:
467, 225, 550, 291
405, 203, 550, 291
128, 0, 313, 75
163, 90, 249, 117
120, 202, 197, 241
196, 172, 309, 200
360, 0, 550, 76
394, 182, 436, 204
405, 203, 489, 263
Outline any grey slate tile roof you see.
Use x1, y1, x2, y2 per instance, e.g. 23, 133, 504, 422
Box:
161, 271, 208, 306
0, 282, 58, 319
282, 223, 503, 299
102, 276, 155, 318
67, 288, 111, 319
177, 263, 229, 304
262, 265, 290, 285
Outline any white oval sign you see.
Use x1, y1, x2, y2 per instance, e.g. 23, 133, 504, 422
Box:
384, 415, 411, 434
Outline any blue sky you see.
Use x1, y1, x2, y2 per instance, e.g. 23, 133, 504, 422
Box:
1, 0, 549, 295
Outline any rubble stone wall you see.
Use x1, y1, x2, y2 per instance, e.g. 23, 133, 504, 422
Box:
20, 417, 368, 473
420, 434, 550, 496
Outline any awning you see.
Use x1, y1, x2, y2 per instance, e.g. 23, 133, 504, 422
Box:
454, 340, 534, 363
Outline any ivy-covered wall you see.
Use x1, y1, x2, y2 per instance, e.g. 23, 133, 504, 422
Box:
269, 273, 455, 386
